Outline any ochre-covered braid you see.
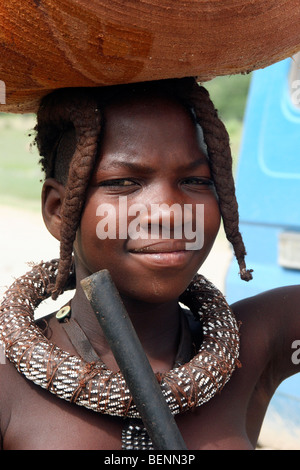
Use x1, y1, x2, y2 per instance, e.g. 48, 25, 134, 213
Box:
35, 89, 102, 298
187, 81, 253, 281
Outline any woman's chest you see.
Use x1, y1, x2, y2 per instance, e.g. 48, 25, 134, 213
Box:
3, 377, 254, 450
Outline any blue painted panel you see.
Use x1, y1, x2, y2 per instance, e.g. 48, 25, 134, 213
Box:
235, 58, 300, 227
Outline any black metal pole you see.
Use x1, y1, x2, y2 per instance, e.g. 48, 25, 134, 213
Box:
81, 269, 187, 450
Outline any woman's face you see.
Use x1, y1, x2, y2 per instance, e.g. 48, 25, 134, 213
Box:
74, 93, 220, 304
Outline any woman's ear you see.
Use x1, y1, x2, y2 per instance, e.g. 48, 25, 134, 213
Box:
42, 178, 65, 241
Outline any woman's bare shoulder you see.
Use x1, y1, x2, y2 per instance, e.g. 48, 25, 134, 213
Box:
231, 284, 300, 324
231, 284, 300, 383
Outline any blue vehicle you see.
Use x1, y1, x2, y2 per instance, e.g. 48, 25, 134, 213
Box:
226, 54, 300, 448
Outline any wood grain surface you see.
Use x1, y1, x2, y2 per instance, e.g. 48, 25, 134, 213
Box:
1, 0, 300, 113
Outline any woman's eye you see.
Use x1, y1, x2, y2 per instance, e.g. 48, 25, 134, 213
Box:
99, 179, 137, 187
182, 177, 214, 187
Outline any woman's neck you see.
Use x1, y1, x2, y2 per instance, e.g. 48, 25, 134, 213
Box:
70, 278, 181, 374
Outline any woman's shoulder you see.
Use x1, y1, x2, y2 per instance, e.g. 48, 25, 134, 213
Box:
231, 284, 300, 324
231, 284, 300, 384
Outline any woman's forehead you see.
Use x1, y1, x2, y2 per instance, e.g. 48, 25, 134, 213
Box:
103, 89, 186, 118
94, 97, 208, 174
101, 92, 207, 157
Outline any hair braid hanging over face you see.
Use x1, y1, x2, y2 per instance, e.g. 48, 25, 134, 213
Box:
185, 80, 253, 281
35, 89, 102, 299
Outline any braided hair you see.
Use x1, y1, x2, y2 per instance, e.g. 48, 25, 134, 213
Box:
35, 78, 252, 299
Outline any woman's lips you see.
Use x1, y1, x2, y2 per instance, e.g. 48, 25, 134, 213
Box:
128, 241, 195, 267
128, 240, 191, 253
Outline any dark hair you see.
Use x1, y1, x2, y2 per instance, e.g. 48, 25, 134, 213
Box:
35, 77, 252, 299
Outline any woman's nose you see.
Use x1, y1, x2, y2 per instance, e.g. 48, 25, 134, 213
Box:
139, 201, 184, 238
134, 180, 187, 238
